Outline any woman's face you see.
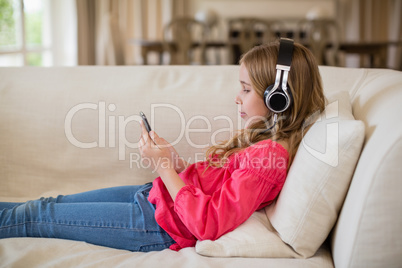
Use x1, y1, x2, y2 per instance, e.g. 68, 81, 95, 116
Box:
235, 63, 269, 127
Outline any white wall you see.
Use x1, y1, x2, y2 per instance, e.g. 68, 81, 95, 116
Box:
190, 0, 337, 37
191, 0, 337, 20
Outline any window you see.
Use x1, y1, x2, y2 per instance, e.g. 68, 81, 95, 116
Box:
0, 0, 52, 66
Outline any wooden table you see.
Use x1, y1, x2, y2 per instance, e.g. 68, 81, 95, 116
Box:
130, 40, 165, 65
130, 39, 227, 65
338, 41, 401, 68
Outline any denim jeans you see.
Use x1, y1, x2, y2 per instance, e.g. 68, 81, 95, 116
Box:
0, 183, 175, 252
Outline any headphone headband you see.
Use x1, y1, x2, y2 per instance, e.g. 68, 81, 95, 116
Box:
277, 38, 294, 67
263, 38, 294, 114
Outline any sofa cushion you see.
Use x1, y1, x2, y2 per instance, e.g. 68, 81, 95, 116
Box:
195, 91, 365, 258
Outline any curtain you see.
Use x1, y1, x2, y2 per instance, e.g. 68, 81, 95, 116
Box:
76, 0, 192, 65
361, 0, 401, 70
76, 0, 96, 65
76, 0, 133, 65
389, 0, 402, 70
338, 0, 401, 69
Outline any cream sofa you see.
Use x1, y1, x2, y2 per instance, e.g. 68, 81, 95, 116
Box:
0, 65, 401, 267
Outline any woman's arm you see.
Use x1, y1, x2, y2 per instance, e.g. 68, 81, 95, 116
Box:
165, 144, 189, 173
138, 121, 186, 201
157, 166, 185, 201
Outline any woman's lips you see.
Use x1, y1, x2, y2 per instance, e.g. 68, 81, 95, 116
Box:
240, 112, 246, 118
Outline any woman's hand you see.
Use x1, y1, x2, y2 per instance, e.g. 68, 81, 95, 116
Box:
162, 138, 189, 173
138, 121, 186, 201
138, 121, 188, 174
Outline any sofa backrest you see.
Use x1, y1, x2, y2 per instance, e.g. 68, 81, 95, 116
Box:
320, 66, 402, 267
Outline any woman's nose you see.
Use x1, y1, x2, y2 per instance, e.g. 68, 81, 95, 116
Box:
235, 96, 242, 105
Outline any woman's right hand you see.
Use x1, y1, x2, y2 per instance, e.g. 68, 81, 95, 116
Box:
153, 133, 189, 173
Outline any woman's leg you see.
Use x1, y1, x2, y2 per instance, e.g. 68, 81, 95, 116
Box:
40, 184, 152, 204
0, 184, 148, 213
0, 202, 23, 210
0, 184, 148, 211
0, 183, 175, 252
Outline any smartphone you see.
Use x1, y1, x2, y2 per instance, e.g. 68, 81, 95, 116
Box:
140, 111, 152, 132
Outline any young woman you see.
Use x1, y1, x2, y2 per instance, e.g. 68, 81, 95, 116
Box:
0, 39, 326, 252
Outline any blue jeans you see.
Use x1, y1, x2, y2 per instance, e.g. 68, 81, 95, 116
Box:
0, 183, 175, 252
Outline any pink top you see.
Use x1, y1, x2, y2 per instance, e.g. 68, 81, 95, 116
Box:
148, 139, 289, 251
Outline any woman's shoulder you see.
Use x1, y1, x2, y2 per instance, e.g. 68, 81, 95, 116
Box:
246, 139, 289, 157
273, 139, 289, 152
233, 139, 289, 178
236, 139, 289, 168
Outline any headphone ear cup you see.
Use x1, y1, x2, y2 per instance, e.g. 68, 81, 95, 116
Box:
263, 84, 274, 109
264, 84, 293, 113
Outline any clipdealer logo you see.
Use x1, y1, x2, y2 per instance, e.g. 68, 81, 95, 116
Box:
64, 100, 340, 168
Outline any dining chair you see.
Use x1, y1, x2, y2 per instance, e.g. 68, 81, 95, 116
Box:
227, 18, 283, 64
163, 17, 208, 65
295, 18, 341, 66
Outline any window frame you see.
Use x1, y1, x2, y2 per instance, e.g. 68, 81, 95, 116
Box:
0, 0, 52, 66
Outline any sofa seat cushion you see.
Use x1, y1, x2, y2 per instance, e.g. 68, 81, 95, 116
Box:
0, 237, 333, 267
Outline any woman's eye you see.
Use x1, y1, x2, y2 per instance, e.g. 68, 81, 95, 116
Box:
243, 89, 251, 93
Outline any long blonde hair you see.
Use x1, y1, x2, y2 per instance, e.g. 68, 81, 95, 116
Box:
206, 40, 326, 169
